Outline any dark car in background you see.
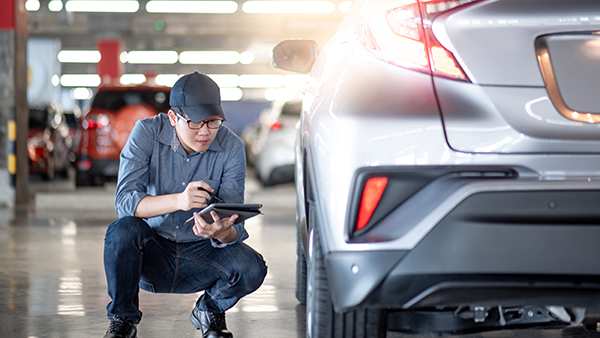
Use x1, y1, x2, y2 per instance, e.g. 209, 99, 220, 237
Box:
272, 0, 600, 337
75, 84, 170, 186
28, 104, 74, 180
63, 108, 82, 153
242, 97, 301, 186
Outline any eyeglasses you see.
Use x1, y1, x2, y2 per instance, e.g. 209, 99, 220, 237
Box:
175, 111, 223, 130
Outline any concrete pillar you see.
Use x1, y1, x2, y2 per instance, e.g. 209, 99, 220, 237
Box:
0, 0, 29, 207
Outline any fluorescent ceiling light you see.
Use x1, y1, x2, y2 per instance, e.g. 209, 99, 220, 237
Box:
49, 0, 63, 11
70, 87, 94, 100
125, 51, 178, 64
239, 51, 255, 65
242, 1, 335, 14
119, 51, 129, 63
239, 74, 284, 88
25, 0, 40, 11
155, 74, 182, 87
66, 0, 140, 13
60, 74, 102, 87
207, 74, 240, 88
52, 75, 60, 86
146, 1, 238, 13
120, 74, 146, 85
339, 1, 352, 13
179, 51, 240, 65
58, 50, 102, 63
264, 87, 301, 101
221, 88, 243, 101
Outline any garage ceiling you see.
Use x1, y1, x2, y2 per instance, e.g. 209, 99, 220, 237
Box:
27, 0, 347, 84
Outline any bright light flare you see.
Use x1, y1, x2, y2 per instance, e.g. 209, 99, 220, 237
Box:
220, 88, 243, 101
239, 51, 255, 65
155, 74, 181, 87
58, 50, 102, 63
207, 74, 240, 88
146, 1, 238, 13
242, 1, 335, 14
179, 51, 240, 65
25, 0, 40, 11
65, 0, 140, 13
125, 51, 178, 64
49, 0, 63, 11
70, 87, 94, 100
339, 1, 352, 13
61, 74, 101, 87
239, 74, 283, 88
120, 74, 146, 85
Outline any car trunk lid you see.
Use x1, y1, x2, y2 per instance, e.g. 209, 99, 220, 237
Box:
432, 0, 600, 153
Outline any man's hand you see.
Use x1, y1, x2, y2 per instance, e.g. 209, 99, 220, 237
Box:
192, 211, 239, 243
178, 181, 214, 211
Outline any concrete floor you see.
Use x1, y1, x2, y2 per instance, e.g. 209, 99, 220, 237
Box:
2, 173, 600, 338
0, 174, 304, 338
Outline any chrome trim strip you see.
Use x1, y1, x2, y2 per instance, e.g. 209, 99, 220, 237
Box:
536, 33, 600, 124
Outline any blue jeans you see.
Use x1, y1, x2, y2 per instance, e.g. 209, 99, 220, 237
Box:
104, 216, 267, 323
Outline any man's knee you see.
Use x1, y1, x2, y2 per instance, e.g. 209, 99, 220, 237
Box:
238, 249, 268, 292
105, 216, 151, 246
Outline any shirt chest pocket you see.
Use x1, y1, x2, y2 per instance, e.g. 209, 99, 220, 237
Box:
200, 178, 219, 194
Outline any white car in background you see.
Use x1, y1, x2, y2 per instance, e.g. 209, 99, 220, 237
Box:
242, 98, 302, 186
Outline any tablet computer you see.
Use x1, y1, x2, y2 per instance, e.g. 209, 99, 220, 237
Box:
184, 203, 262, 225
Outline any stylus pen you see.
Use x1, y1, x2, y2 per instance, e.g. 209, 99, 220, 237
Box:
199, 187, 224, 203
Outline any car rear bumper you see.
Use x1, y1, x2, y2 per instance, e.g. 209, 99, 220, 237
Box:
324, 173, 600, 312
76, 156, 119, 177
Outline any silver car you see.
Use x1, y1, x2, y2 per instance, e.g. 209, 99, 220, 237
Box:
272, 0, 600, 337
242, 98, 302, 186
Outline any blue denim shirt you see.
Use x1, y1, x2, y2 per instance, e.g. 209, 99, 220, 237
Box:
115, 113, 249, 245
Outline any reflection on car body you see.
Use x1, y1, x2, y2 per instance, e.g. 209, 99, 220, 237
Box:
242, 98, 301, 186
272, 0, 600, 337
28, 104, 74, 181
75, 84, 170, 186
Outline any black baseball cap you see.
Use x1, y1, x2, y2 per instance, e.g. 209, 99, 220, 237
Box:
170, 71, 226, 122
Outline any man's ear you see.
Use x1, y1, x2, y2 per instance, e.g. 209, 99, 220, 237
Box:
168, 109, 177, 127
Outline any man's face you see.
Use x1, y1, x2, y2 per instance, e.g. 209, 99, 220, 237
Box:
169, 110, 220, 154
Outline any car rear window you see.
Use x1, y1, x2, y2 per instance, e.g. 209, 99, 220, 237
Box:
64, 113, 79, 128
29, 109, 48, 129
92, 89, 171, 112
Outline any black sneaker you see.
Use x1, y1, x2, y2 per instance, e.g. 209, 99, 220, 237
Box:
103, 316, 137, 338
190, 307, 233, 338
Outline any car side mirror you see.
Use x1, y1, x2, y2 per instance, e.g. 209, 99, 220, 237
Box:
271, 40, 319, 74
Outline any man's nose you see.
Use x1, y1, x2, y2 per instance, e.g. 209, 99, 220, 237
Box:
196, 124, 210, 135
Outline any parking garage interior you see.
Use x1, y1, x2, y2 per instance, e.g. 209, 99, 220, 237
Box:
0, 0, 343, 336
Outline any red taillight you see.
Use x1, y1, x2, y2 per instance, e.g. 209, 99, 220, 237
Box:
356, 0, 480, 81
82, 114, 109, 130
82, 119, 97, 129
356, 177, 388, 231
77, 159, 92, 171
270, 121, 282, 130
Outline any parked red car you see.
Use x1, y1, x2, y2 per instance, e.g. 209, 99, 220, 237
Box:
75, 84, 171, 186
28, 104, 74, 180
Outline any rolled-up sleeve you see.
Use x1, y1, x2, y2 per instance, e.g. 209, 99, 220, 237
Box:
114, 119, 154, 218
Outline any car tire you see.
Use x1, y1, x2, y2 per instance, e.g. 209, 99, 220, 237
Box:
75, 170, 93, 186
296, 224, 307, 305
307, 225, 386, 338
